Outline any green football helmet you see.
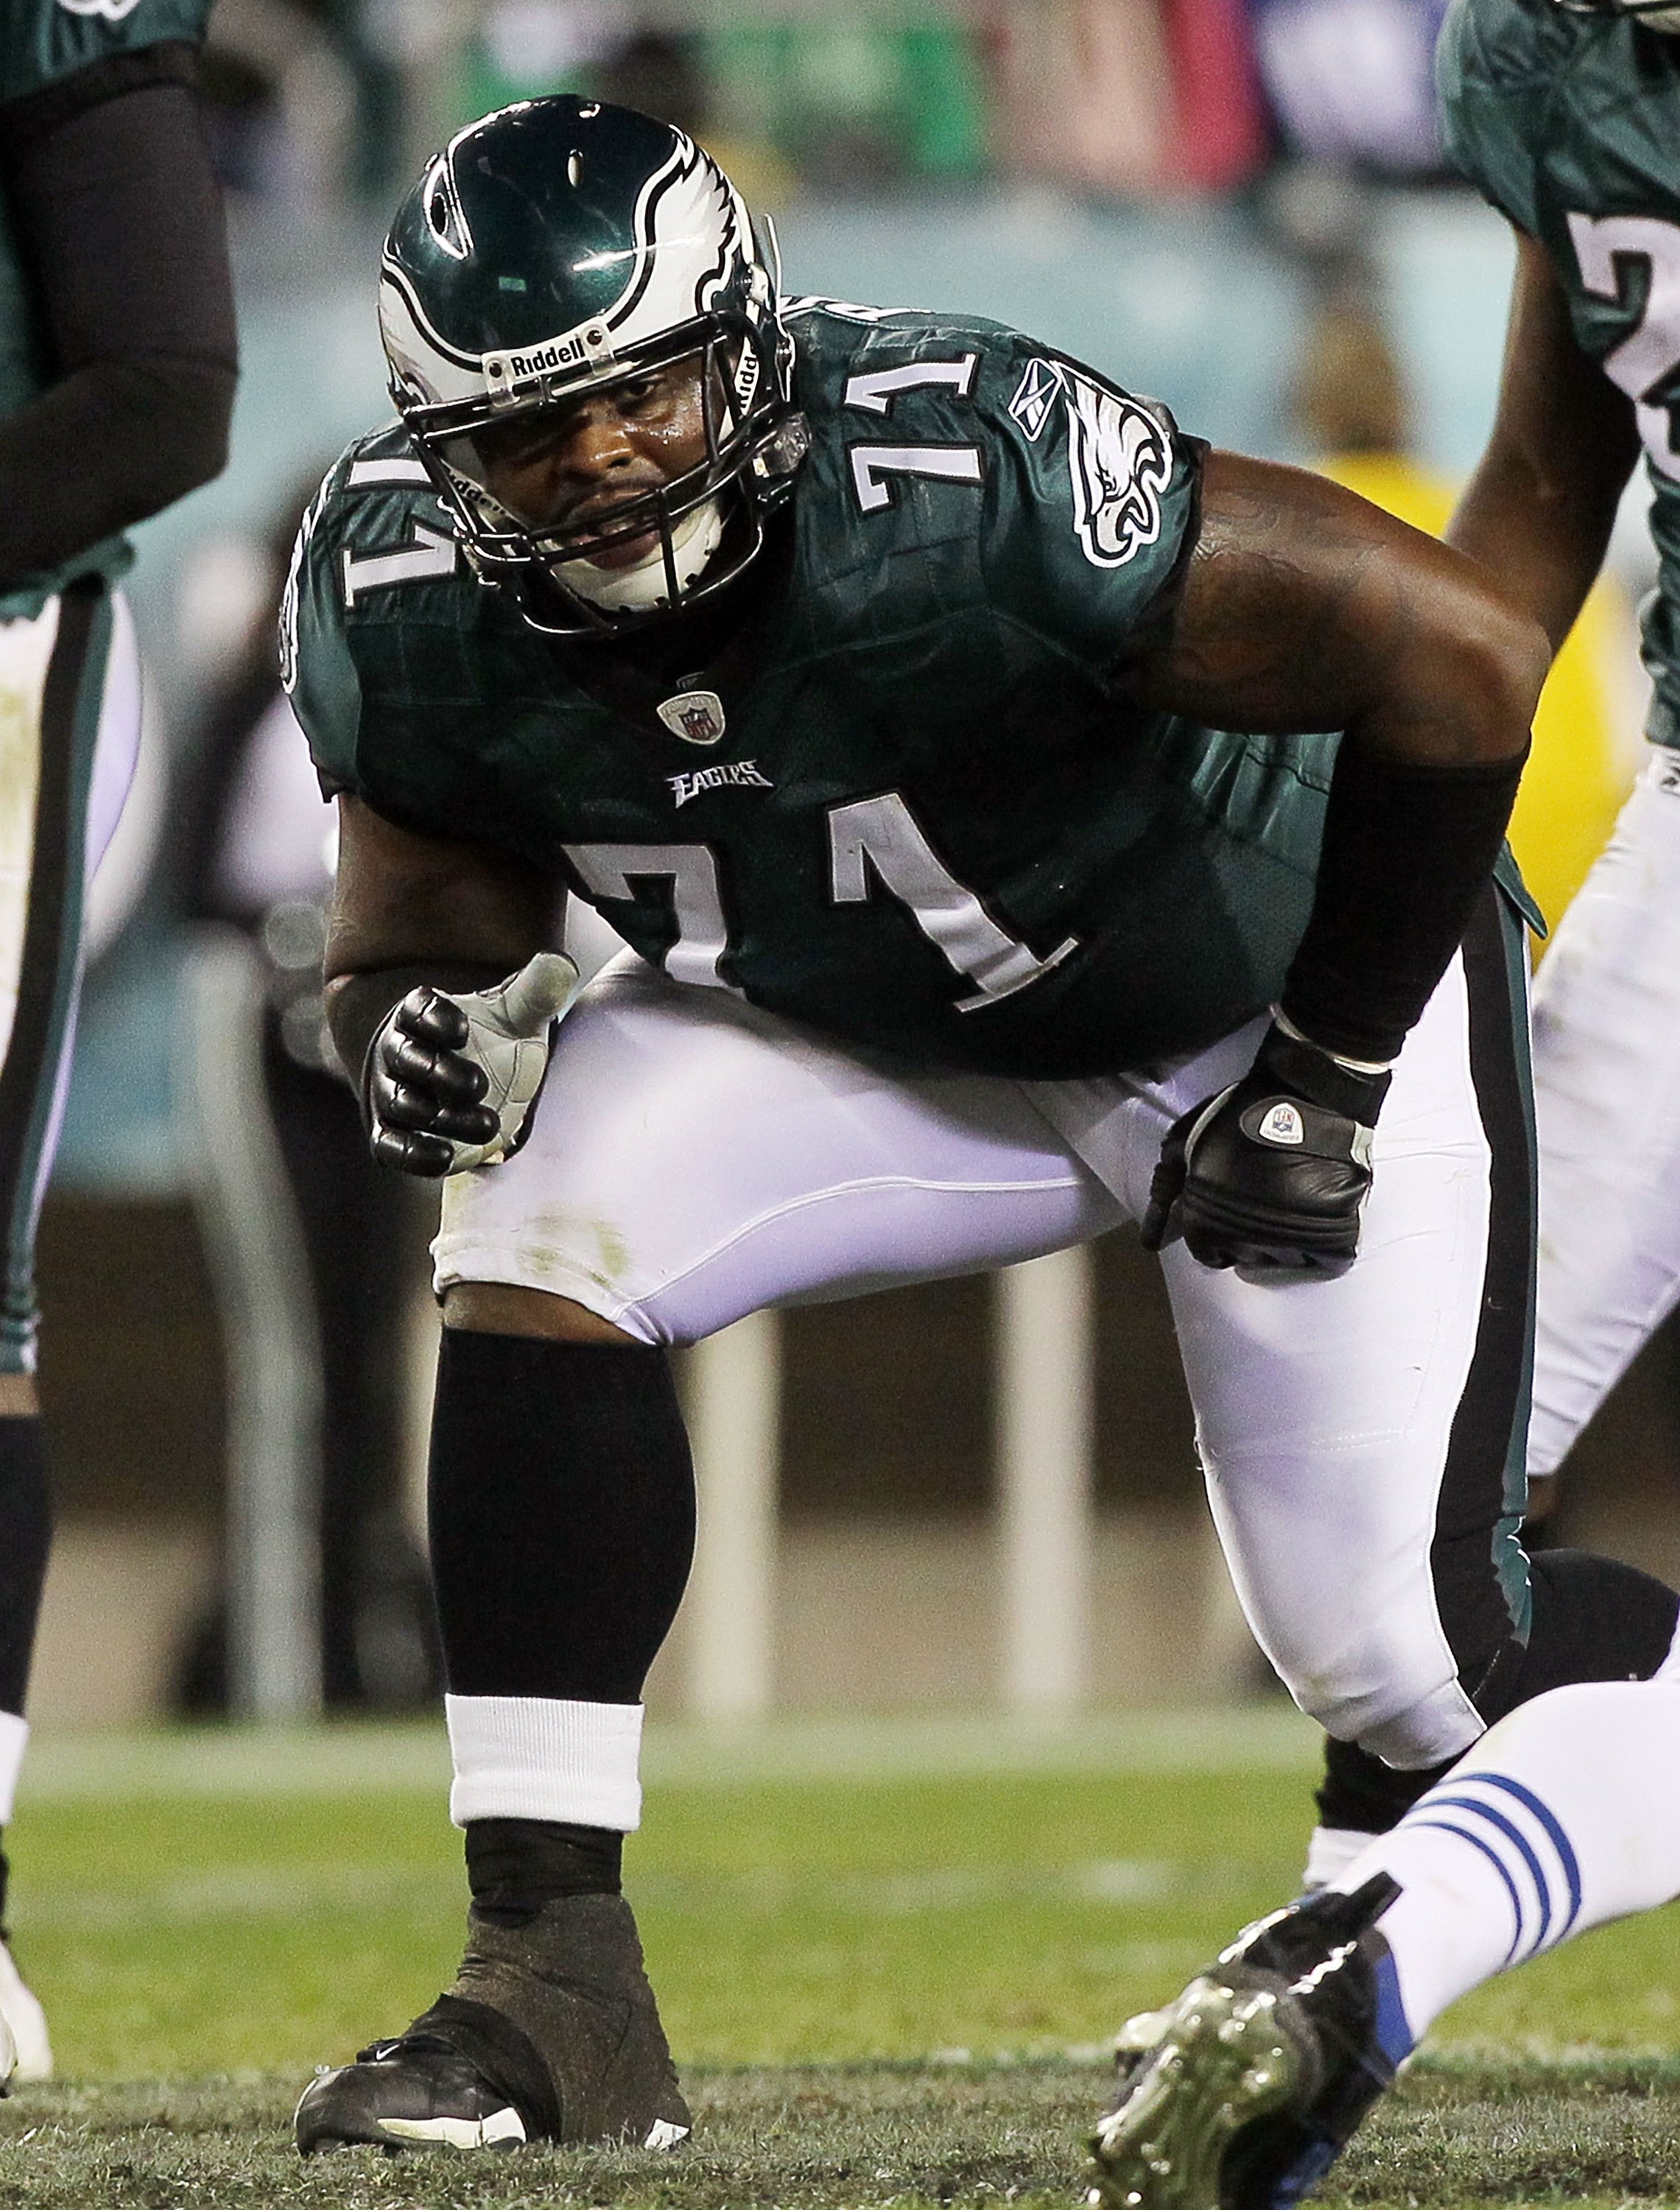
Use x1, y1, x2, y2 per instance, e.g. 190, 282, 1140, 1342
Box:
379, 97, 809, 635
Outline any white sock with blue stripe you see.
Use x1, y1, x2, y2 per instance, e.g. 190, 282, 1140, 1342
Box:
1328, 1680, 1680, 2043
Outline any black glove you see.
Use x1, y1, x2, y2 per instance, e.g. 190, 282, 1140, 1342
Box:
365, 953, 580, 1178
1140, 1020, 1393, 1274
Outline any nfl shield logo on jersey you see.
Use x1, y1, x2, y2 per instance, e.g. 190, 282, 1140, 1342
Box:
657, 690, 728, 746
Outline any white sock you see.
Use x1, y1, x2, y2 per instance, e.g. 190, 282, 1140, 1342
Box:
445, 1694, 643, 1830
1331, 1680, 1680, 2041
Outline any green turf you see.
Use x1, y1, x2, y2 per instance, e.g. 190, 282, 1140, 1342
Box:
4, 2061, 1680, 2209
0, 1714, 1677, 2205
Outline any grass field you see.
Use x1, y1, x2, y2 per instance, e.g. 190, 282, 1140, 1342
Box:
2, 1709, 1679, 2207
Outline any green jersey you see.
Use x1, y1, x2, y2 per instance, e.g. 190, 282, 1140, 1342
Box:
0, 0, 211, 609
1438, 0, 1680, 744
288, 303, 1340, 1081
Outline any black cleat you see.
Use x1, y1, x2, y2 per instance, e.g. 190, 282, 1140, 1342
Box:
295, 1892, 691, 2155
1088, 1872, 1405, 2210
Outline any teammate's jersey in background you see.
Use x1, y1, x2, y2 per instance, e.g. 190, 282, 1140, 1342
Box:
1439, 0, 1680, 748
290, 304, 1351, 1081
0, 0, 210, 606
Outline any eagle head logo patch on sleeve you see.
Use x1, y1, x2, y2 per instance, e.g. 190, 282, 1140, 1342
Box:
1060, 370, 1173, 570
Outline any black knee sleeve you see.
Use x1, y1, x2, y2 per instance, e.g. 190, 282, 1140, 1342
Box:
1317, 1546, 1680, 1836
427, 1327, 696, 1704
0, 1415, 50, 1718
1477, 1546, 1679, 1719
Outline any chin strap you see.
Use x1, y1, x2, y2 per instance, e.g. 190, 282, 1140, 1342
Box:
555, 497, 725, 613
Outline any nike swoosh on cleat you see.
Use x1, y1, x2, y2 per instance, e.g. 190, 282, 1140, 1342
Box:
644, 2119, 691, 2150
376, 2108, 526, 2149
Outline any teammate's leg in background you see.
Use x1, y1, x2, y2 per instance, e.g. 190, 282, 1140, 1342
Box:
1090, 1677, 1680, 2210
0, 1399, 49, 2078
1526, 751, 1680, 1478
0, 586, 138, 2080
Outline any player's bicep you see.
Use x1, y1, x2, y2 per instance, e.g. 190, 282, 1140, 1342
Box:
326, 796, 562, 981
1135, 449, 1544, 765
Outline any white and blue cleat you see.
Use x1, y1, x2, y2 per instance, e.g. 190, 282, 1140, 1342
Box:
1088, 1873, 1409, 2210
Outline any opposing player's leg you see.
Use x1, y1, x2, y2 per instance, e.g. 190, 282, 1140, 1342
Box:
1089, 1675, 1680, 2210
1526, 750, 1680, 1479
1036, 886, 1680, 1878
0, 584, 138, 2083
297, 954, 1124, 2154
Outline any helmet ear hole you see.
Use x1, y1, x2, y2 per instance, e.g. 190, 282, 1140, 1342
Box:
422, 160, 472, 260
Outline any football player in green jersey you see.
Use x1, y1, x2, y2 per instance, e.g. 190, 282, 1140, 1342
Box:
1302, 0, 1680, 1958
1436, 0, 1680, 1577
1089, 3, 1680, 2205
286, 97, 1680, 2167
0, 0, 235, 2083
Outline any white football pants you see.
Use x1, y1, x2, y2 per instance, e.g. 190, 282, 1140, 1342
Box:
437, 890, 1534, 1775
1529, 748, 1680, 1478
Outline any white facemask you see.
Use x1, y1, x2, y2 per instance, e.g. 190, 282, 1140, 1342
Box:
554, 497, 726, 613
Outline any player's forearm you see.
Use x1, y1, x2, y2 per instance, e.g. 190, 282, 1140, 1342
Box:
0, 357, 233, 583
1444, 228, 1638, 656
1447, 433, 1625, 656
1279, 742, 1527, 1063
1279, 574, 1541, 1061
324, 797, 562, 1002
0, 72, 237, 583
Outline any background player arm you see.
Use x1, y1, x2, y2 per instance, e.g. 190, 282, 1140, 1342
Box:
324, 797, 575, 1175
0, 63, 236, 584
1447, 230, 1639, 654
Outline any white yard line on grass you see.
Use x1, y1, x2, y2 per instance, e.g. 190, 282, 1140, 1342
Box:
15, 1703, 1319, 1802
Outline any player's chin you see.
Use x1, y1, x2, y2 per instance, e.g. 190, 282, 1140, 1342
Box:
564, 523, 661, 572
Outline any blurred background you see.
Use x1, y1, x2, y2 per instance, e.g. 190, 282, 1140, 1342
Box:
35, 0, 1677, 1737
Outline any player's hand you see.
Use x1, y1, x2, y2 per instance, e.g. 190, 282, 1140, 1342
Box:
367, 953, 580, 1177
1139, 1020, 1392, 1274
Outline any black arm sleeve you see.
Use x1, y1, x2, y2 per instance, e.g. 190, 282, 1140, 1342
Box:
0, 55, 238, 585
1279, 743, 1527, 1064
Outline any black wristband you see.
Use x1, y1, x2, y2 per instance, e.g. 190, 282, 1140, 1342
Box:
326, 961, 509, 1111
1281, 743, 1527, 1064
1254, 1021, 1391, 1126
